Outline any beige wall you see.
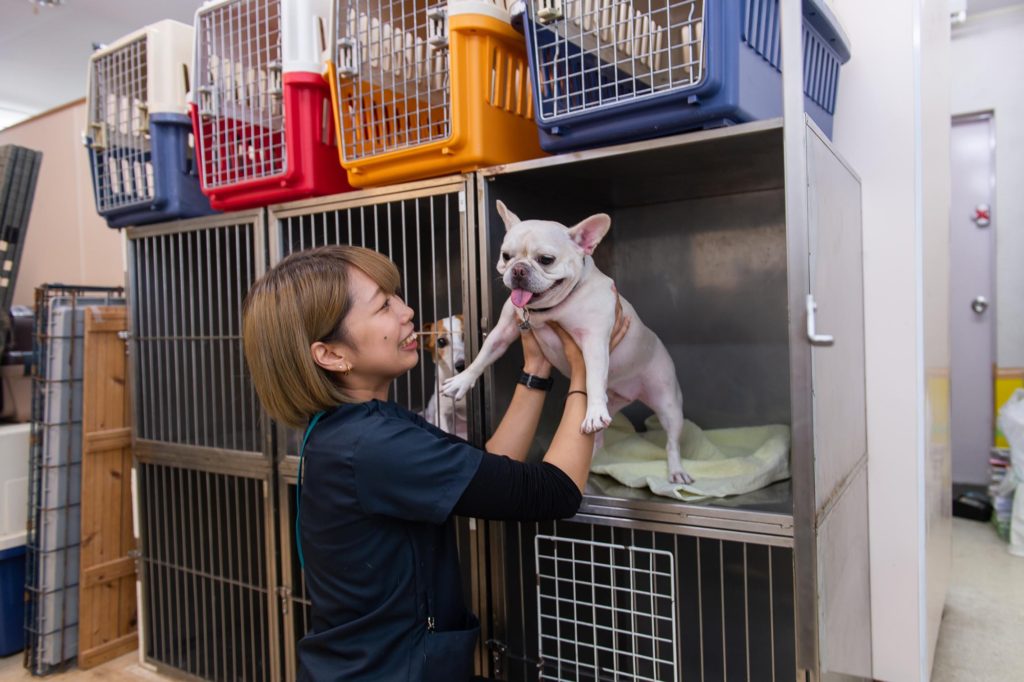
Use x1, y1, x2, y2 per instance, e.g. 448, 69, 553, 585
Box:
0, 100, 125, 307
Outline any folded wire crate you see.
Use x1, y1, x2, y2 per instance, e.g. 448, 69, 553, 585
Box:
85, 20, 214, 228
191, 0, 352, 210
514, 0, 851, 152
25, 288, 125, 674
328, 0, 545, 187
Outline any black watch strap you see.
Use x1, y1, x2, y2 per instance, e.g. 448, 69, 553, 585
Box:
518, 371, 554, 392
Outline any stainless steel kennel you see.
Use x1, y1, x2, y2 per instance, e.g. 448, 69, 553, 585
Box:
474, 115, 870, 681
126, 211, 279, 682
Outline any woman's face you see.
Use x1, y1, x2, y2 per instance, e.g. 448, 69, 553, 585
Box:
334, 267, 419, 393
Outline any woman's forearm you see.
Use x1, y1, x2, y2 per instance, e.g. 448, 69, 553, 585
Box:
484, 380, 548, 461
541, 376, 594, 492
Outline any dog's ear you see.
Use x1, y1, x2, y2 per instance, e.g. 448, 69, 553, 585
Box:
568, 213, 611, 255
496, 200, 522, 232
422, 322, 436, 355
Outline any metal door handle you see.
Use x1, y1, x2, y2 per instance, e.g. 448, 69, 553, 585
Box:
806, 294, 835, 346
972, 296, 989, 314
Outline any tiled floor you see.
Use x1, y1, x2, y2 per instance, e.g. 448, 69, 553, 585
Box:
932, 517, 1024, 681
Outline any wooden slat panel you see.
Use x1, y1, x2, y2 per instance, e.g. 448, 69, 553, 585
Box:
79, 306, 138, 669
84, 427, 132, 452
82, 556, 136, 589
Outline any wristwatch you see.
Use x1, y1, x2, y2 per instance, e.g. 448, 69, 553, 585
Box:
517, 371, 554, 392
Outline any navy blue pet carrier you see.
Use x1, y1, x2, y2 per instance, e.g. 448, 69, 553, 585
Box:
85, 21, 214, 228
513, 0, 851, 152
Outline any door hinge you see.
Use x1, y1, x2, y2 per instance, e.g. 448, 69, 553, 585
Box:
277, 586, 292, 616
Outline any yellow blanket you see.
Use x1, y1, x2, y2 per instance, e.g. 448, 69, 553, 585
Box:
591, 413, 791, 501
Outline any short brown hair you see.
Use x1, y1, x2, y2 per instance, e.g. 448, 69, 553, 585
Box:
242, 245, 400, 429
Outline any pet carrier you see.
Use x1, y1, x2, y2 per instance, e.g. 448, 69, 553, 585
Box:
191, 0, 352, 210
328, 0, 545, 188
85, 20, 214, 228
513, 0, 851, 152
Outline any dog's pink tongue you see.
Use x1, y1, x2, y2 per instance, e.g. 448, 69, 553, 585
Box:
510, 289, 534, 309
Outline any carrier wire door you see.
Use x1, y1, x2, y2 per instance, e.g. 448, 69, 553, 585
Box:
126, 212, 279, 681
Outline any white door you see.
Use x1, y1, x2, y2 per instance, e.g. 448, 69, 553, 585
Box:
950, 113, 996, 486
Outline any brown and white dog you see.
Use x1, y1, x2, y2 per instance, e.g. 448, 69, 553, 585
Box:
421, 314, 468, 439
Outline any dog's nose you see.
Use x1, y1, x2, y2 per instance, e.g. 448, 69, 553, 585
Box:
455, 360, 466, 373
511, 264, 527, 281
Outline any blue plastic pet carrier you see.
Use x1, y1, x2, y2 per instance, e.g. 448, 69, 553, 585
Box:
513, 0, 851, 152
84, 20, 214, 228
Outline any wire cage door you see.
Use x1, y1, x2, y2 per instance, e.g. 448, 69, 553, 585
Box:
528, 0, 706, 121
491, 519, 796, 681
88, 35, 154, 213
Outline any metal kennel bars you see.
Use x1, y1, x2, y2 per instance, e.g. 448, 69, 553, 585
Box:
126, 212, 279, 681
266, 175, 488, 680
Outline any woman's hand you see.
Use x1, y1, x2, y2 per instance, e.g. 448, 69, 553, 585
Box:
521, 326, 553, 377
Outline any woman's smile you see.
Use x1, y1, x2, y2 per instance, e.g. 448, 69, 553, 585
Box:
399, 331, 418, 351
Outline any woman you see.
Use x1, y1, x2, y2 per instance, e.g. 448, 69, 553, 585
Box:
242, 245, 627, 681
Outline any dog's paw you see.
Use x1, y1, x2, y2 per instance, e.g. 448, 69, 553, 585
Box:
581, 404, 612, 434
669, 468, 694, 485
441, 373, 475, 400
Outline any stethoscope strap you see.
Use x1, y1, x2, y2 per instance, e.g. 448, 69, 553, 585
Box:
296, 410, 326, 571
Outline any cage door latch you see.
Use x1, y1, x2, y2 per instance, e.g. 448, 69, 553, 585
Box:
86, 122, 108, 151
427, 7, 449, 49
337, 38, 360, 79
805, 294, 834, 346
536, 0, 564, 24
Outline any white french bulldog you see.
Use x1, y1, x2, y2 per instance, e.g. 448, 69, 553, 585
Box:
442, 201, 692, 484
421, 314, 468, 439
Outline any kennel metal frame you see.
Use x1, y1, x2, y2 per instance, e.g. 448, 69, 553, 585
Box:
266, 175, 493, 679
472, 13, 871, 674
126, 211, 281, 681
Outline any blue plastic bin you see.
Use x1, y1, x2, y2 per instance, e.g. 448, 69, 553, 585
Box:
87, 113, 214, 229
515, 0, 851, 152
0, 544, 26, 657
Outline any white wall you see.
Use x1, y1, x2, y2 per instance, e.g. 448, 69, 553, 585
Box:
952, 6, 1024, 368
828, 0, 950, 680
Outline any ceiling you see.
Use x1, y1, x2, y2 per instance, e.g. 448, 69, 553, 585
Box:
0, 0, 202, 128
1, 0, 1023, 130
